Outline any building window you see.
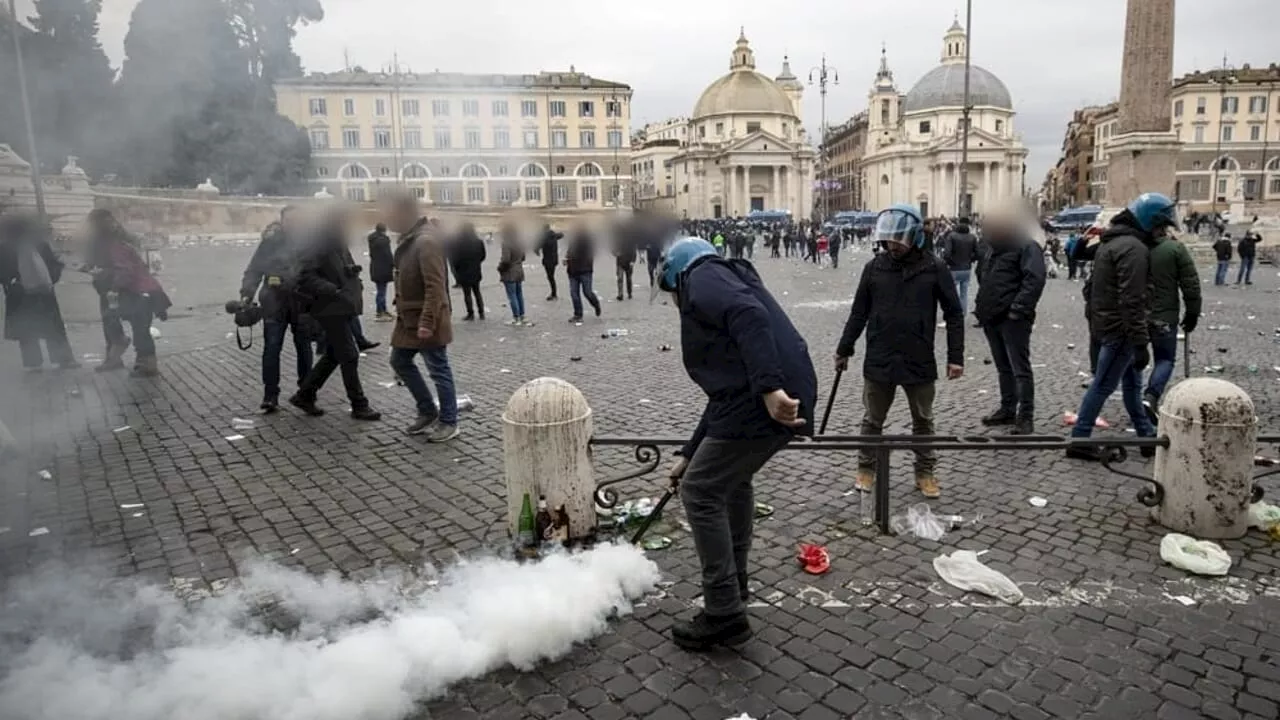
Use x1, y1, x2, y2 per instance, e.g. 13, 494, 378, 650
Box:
412, 187, 426, 199
1173, 99, 1183, 117
578, 163, 601, 177
607, 130, 623, 148
919, 120, 932, 134
309, 98, 327, 116
1196, 97, 1206, 115
345, 187, 366, 202
782, 122, 789, 137
1192, 160, 1202, 170
1222, 125, 1233, 142
493, 128, 510, 149
309, 129, 329, 149
579, 101, 594, 118
1221, 96, 1239, 114
316, 166, 329, 177
404, 164, 429, 179
434, 129, 451, 149
582, 184, 598, 202
549, 100, 566, 117
375, 98, 387, 117
1245, 178, 1258, 198
497, 164, 509, 176
553, 184, 569, 203
492, 100, 509, 117
465, 129, 481, 149
746, 121, 761, 133
343, 98, 356, 116
995, 119, 1004, 133
439, 187, 454, 204
1191, 179, 1202, 194
606, 100, 622, 117
462, 99, 480, 117
880, 99, 890, 125
374, 129, 392, 148
525, 185, 541, 202
551, 129, 567, 148
1249, 95, 1268, 114
1251, 125, 1262, 141
714, 122, 724, 136
497, 187, 515, 203
523, 130, 539, 149
342, 128, 360, 149
580, 129, 596, 148
380, 167, 391, 177
401, 99, 420, 117
461, 164, 486, 179
1271, 178, 1280, 195
1194, 126, 1205, 143
432, 99, 450, 117
1217, 178, 1227, 195
467, 186, 485, 203
699, 125, 706, 138
521, 100, 537, 117
403, 129, 422, 149
439, 165, 452, 176
555, 165, 566, 175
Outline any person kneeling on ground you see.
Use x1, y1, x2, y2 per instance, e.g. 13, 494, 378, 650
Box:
660, 236, 816, 652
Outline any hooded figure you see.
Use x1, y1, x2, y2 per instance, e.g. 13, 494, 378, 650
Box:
0, 213, 76, 370
85, 209, 171, 377
658, 237, 816, 652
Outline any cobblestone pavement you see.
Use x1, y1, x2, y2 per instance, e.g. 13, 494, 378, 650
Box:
2, 242, 1280, 720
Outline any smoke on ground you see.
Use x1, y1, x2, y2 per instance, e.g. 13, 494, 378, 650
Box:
0, 542, 660, 720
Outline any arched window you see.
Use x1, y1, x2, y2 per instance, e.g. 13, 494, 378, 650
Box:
575, 162, 603, 177
460, 163, 490, 178
340, 164, 370, 179
518, 163, 547, 178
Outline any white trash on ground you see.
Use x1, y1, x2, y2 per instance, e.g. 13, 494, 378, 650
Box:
149, 327, 161, 339
1247, 501, 1280, 531
1159, 533, 1232, 576
1029, 497, 1048, 508
231, 418, 256, 430
889, 503, 947, 541
457, 395, 475, 412
933, 550, 1024, 604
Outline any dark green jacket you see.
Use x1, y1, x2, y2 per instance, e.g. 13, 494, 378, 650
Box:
1148, 237, 1201, 328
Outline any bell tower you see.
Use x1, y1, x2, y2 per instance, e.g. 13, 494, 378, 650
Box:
868, 44, 901, 140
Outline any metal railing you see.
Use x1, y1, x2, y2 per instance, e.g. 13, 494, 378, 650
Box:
591, 434, 1280, 535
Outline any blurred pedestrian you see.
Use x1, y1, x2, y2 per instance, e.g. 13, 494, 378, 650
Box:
367, 222, 394, 321
85, 209, 171, 377
452, 222, 486, 321
497, 223, 527, 325
0, 213, 77, 371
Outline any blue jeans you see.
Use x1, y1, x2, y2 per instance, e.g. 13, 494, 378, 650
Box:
951, 269, 971, 316
1145, 324, 1178, 402
1237, 256, 1254, 284
569, 273, 600, 319
1215, 261, 1229, 285
262, 317, 314, 397
503, 281, 525, 319
389, 346, 458, 425
1072, 341, 1155, 438
375, 282, 389, 313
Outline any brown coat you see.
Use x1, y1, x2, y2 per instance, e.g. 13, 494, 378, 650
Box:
391, 220, 453, 349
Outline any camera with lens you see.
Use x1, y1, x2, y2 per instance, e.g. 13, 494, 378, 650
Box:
224, 299, 264, 328
344, 264, 363, 278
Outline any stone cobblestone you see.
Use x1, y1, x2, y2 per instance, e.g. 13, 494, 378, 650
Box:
2, 243, 1280, 719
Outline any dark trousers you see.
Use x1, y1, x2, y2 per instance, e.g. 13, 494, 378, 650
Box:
569, 273, 600, 318
18, 335, 75, 368
1237, 256, 1255, 284
103, 308, 155, 357
543, 264, 558, 298
349, 316, 370, 345
983, 318, 1035, 419
646, 258, 660, 286
262, 316, 314, 399
616, 262, 634, 299
681, 435, 789, 617
1145, 323, 1179, 402
859, 381, 936, 474
298, 315, 368, 409
374, 282, 389, 314
461, 282, 485, 318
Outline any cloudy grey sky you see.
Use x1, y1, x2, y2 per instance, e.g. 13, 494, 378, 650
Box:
23, 0, 1280, 182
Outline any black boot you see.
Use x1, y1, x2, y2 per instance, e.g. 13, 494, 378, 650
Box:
350, 406, 382, 421
339, 361, 378, 420
738, 572, 750, 603
356, 339, 380, 351
288, 393, 325, 416
671, 611, 752, 651
260, 392, 280, 414
1143, 391, 1160, 428
1011, 417, 1034, 435
1065, 445, 1100, 462
981, 408, 1017, 426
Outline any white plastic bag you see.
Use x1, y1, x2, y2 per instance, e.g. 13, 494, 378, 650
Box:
1159, 533, 1232, 576
1248, 502, 1280, 531
933, 550, 1024, 604
890, 503, 947, 541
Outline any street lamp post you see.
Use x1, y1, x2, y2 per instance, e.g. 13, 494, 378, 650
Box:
1209, 57, 1236, 215
809, 55, 839, 222
957, 0, 973, 219
607, 90, 622, 208
7, 0, 48, 224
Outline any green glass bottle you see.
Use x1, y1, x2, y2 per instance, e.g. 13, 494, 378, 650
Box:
517, 493, 536, 549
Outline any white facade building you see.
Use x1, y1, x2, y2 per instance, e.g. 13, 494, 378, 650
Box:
860, 21, 1028, 217
670, 30, 816, 219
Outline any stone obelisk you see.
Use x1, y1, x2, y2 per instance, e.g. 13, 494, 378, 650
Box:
1105, 0, 1181, 205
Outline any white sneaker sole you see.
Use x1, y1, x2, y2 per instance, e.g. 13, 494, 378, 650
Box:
428, 427, 460, 443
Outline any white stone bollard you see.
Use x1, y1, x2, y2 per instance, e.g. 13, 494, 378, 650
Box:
502, 377, 595, 542
1154, 378, 1256, 539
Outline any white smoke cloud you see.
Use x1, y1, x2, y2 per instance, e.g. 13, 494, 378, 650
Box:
0, 543, 661, 720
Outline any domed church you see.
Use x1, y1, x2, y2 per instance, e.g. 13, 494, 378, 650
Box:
671, 29, 816, 219
860, 19, 1029, 217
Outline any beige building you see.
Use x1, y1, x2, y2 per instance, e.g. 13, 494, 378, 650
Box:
274, 68, 633, 208
668, 30, 816, 218
630, 118, 688, 210
818, 112, 869, 212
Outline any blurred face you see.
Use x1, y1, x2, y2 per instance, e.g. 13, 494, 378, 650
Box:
383, 200, 418, 234
886, 241, 911, 258
281, 208, 299, 235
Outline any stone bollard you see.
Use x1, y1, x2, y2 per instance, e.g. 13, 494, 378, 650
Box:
1154, 378, 1256, 539
502, 377, 595, 542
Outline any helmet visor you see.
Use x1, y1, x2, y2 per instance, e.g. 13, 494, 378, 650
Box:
873, 209, 921, 248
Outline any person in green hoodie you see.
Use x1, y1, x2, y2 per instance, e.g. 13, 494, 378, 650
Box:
712, 232, 726, 256
1142, 226, 1201, 421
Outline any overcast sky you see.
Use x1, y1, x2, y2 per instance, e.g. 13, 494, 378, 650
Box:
23, 0, 1280, 183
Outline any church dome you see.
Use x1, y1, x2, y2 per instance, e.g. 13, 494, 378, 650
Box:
693, 29, 797, 119
903, 63, 1013, 113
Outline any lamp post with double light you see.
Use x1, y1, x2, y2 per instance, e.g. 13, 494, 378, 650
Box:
809, 55, 839, 222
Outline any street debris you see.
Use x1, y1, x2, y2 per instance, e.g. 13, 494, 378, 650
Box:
569, 356, 582, 362
798, 544, 831, 575
120, 503, 145, 510
113, 426, 132, 433
37, 470, 52, 481
638, 399, 652, 404
601, 328, 630, 338
658, 344, 673, 352
933, 549, 1024, 604
499, 368, 511, 374
149, 327, 161, 339
1170, 595, 1196, 607
1248, 501, 1280, 532
890, 503, 947, 541
224, 434, 245, 442
28, 527, 49, 537
1029, 497, 1048, 508
641, 537, 672, 551
378, 381, 397, 388
231, 418, 256, 430
1160, 533, 1232, 576
457, 395, 475, 412
131, 512, 145, 518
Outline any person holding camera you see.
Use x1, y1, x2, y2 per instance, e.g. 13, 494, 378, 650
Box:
288, 207, 381, 421
238, 206, 314, 413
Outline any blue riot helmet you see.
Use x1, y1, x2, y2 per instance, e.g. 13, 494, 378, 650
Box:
1127, 192, 1179, 234
652, 236, 717, 301
873, 203, 925, 249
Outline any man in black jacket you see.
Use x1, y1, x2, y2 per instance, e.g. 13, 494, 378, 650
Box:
659, 237, 815, 651
938, 217, 979, 315
367, 222, 394, 321
565, 224, 602, 322
835, 204, 964, 499
1212, 233, 1233, 285
973, 210, 1047, 435
289, 208, 381, 421
1236, 230, 1260, 286
240, 206, 314, 413
1067, 193, 1176, 460
451, 223, 486, 321
536, 224, 562, 301
612, 226, 637, 301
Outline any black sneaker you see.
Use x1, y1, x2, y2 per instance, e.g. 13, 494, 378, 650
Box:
738, 572, 750, 603
407, 415, 437, 434
593, 303, 602, 317
671, 611, 752, 651
350, 406, 382, 421
1065, 445, 1101, 462
981, 409, 1017, 426
568, 316, 583, 324
616, 295, 623, 301
1011, 417, 1034, 435
1143, 393, 1160, 428
288, 394, 325, 417
463, 314, 475, 322
260, 395, 280, 414
357, 340, 381, 351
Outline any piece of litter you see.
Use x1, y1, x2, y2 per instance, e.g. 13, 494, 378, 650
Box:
231, 418, 255, 430
1171, 595, 1196, 607
638, 399, 652, 404
499, 368, 511, 374
37, 470, 52, 481
457, 395, 475, 411
290, 548, 300, 555
1051, 324, 1063, 329
149, 326, 162, 339
120, 503, 145, 509
113, 425, 131, 433
28, 527, 49, 537
1029, 497, 1048, 508
378, 381, 396, 388
225, 332, 235, 339
933, 549, 1024, 604
1160, 533, 1231, 576
224, 434, 245, 442
359, 352, 368, 358
641, 537, 672, 551
131, 512, 145, 518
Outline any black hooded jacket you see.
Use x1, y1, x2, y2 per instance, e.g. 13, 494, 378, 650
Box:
1086, 211, 1155, 346
973, 234, 1047, 324
940, 225, 979, 271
